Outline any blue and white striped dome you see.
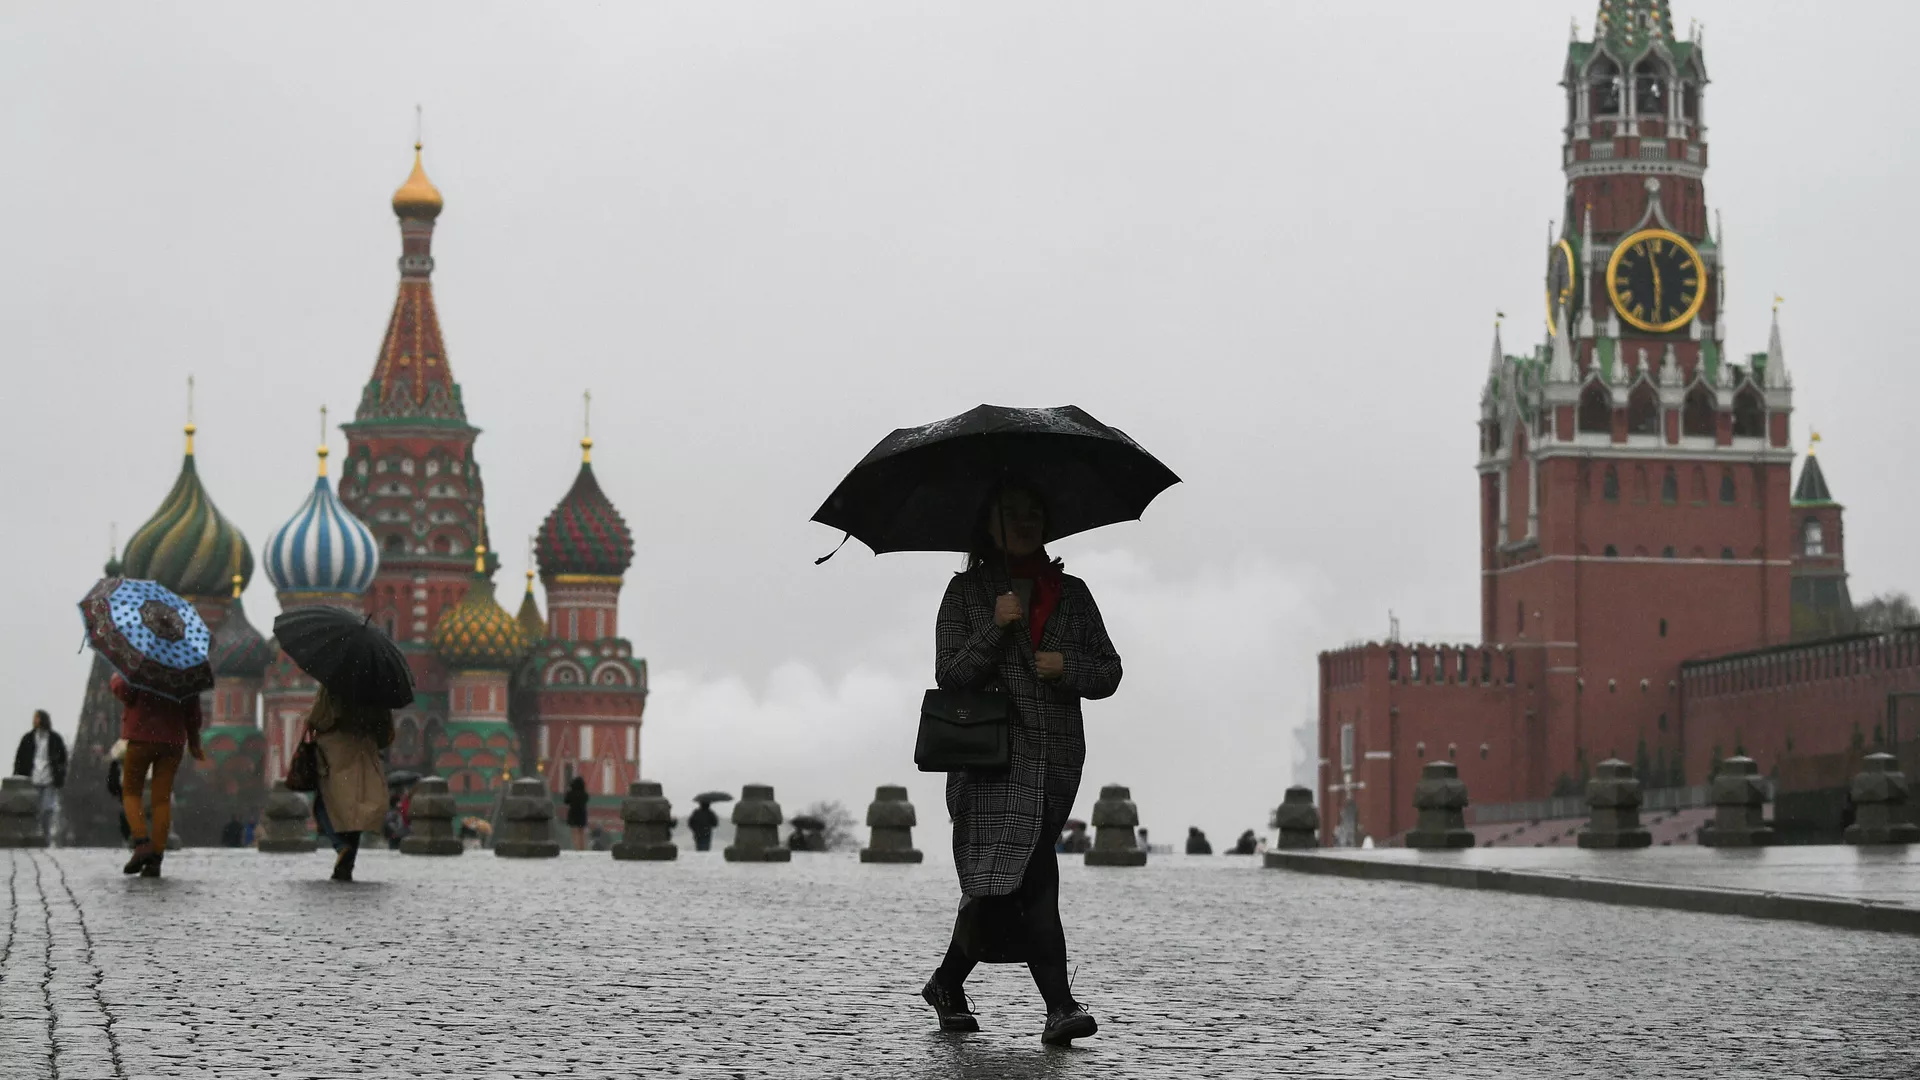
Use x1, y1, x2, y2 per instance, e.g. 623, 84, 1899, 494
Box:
265, 464, 379, 596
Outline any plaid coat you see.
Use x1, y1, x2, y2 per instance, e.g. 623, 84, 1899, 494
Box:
936, 563, 1123, 898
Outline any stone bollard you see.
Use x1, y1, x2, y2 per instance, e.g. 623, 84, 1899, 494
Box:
1269, 786, 1321, 851
1406, 761, 1475, 849
1578, 758, 1652, 849
0, 776, 47, 848
611, 781, 678, 861
495, 777, 561, 858
1843, 753, 1919, 846
1085, 784, 1147, 866
399, 776, 463, 855
725, 784, 792, 862
255, 780, 316, 853
860, 785, 923, 864
1701, 756, 1774, 847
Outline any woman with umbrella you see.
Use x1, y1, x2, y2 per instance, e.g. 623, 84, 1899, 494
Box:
78, 578, 216, 879
688, 792, 729, 852
564, 776, 591, 851
272, 605, 414, 882
814, 405, 1174, 1046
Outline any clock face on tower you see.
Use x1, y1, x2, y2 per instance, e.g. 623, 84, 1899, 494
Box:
1606, 228, 1707, 333
1545, 238, 1576, 335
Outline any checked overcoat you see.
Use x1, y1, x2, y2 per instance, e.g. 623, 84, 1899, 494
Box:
936, 562, 1123, 898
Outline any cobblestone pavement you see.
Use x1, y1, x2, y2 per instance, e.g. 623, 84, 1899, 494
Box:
1338, 844, 1920, 905
2, 847, 1916, 1079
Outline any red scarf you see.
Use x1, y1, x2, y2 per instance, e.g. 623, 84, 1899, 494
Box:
1006, 551, 1063, 648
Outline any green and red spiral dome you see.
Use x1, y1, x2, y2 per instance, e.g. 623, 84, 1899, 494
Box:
536, 443, 633, 578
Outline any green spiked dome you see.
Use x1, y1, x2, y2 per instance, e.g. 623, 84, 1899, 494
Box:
431, 547, 528, 671
121, 424, 254, 599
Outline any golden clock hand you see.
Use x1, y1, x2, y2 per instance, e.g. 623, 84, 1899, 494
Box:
1648, 245, 1662, 315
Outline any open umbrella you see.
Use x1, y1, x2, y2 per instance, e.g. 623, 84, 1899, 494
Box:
693, 791, 735, 805
811, 404, 1179, 559
386, 770, 423, 788
272, 605, 414, 707
1064, 819, 1088, 831
790, 814, 827, 831
77, 578, 214, 702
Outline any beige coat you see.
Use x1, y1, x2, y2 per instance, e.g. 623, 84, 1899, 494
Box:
307, 688, 395, 834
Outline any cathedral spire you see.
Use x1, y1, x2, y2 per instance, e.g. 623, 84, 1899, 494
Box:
354, 138, 465, 426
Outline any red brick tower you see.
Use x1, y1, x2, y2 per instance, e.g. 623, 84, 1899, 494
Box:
1481, 0, 1792, 795
518, 415, 648, 823
337, 143, 492, 769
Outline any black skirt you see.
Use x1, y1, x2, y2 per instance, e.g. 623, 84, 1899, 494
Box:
565, 805, 588, 828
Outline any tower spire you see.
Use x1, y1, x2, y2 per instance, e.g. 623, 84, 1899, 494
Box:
1764, 297, 1791, 389
582, 390, 593, 464
317, 404, 330, 477
185, 375, 197, 455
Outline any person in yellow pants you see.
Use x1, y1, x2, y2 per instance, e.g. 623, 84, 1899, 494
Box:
110, 674, 205, 878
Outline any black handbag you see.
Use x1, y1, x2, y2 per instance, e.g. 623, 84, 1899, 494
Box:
285, 727, 328, 793
914, 688, 1013, 772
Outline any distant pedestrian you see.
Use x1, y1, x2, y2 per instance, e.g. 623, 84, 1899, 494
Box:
1135, 827, 1150, 853
1059, 821, 1091, 853
1228, 829, 1258, 855
383, 794, 406, 850
13, 710, 68, 845
111, 673, 204, 878
921, 482, 1123, 1046
565, 776, 590, 851
688, 800, 719, 852
305, 686, 394, 883
220, 816, 244, 847
589, 824, 610, 851
1184, 827, 1212, 855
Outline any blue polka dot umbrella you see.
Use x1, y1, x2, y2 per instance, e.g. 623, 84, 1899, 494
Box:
77, 578, 215, 702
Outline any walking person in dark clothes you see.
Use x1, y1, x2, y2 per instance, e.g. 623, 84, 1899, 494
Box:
921, 482, 1123, 1046
564, 776, 590, 851
14, 710, 68, 844
688, 800, 719, 852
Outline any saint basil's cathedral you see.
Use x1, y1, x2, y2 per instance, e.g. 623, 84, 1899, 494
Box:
63, 147, 648, 847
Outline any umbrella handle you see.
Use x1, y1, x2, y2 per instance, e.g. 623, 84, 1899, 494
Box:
813, 531, 852, 566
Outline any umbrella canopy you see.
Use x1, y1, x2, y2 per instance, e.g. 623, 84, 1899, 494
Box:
77, 578, 214, 702
812, 404, 1179, 557
272, 605, 415, 708
386, 770, 423, 787
1063, 819, 1088, 831
790, 814, 827, 831
693, 791, 735, 805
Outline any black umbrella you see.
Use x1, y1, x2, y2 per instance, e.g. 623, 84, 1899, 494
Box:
693, 791, 735, 805
811, 404, 1179, 558
387, 770, 423, 787
790, 814, 827, 831
272, 606, 415, 708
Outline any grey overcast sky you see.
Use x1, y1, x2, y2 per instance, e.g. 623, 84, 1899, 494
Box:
4, 2, 1916, 844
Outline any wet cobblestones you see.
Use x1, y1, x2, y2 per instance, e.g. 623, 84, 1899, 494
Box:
2, 847, 1916, 1078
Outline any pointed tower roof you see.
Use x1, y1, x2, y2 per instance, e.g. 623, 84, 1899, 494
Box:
209, 576, 276, 678
516, 568, 547, 644
351, 142, 469, 428
1592, 0, 1676, 60
1763, 302, 1792, 389
122, 419, 255, 599
1793, 434, 1834, 506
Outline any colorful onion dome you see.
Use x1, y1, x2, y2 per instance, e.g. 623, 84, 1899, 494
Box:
536, 438, 634, 578
431, 547, 527, 671
210, 576, 276, 678
516, 569, 547, 645
121, 424, 254, 599
265, 442, 379, 596
391, 142, 444, 221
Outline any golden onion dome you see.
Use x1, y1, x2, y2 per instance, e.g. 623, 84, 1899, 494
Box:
430, 548, 526, 671
391, 143, 444, 221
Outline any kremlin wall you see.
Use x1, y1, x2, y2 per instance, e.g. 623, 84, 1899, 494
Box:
61, 147, 647, 847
